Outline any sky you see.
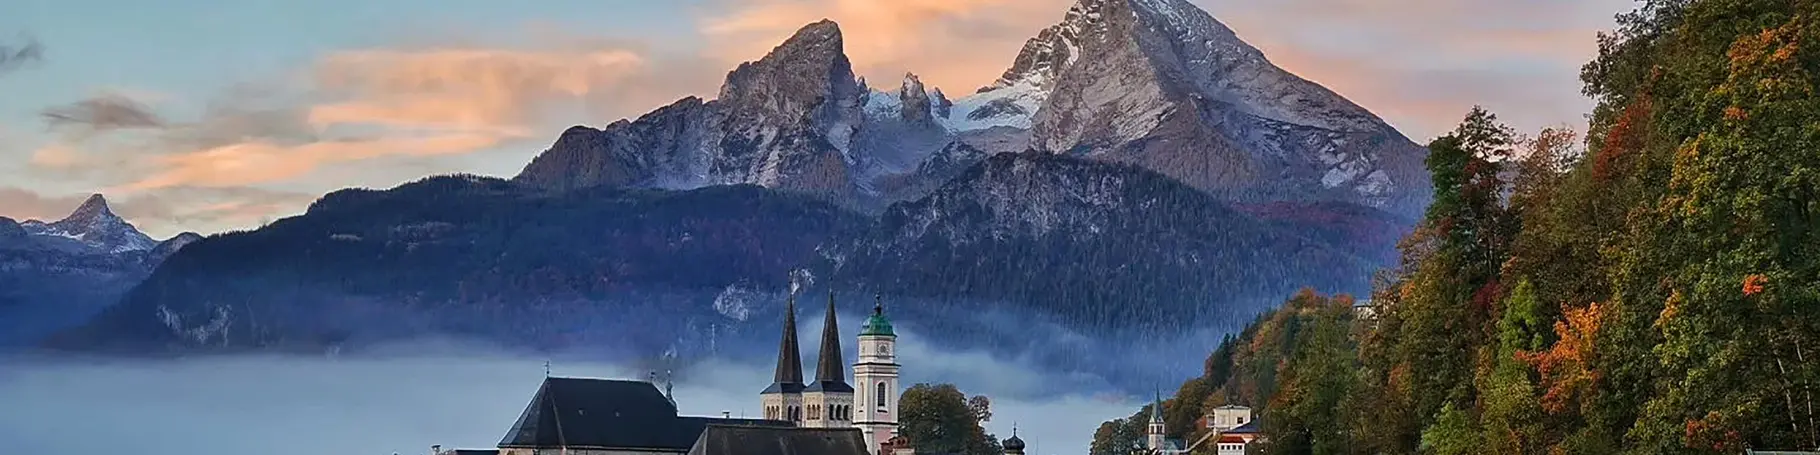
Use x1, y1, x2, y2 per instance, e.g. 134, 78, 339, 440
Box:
0, 0, 1638, 238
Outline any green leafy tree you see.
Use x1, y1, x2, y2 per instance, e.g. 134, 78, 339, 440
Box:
1420, 403, 1481, 455
899, 383, 1001, 455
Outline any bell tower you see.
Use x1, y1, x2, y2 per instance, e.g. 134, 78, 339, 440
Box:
853, 295, 900, 454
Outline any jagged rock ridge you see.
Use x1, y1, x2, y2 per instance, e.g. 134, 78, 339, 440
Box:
515, 20, 865, 202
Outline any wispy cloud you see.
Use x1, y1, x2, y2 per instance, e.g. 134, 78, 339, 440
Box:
0, 35, 43, 76
22, 33, 723, 235
40, 92, 167, 132
123, 131, 511, 191
0, 187, 88, 222
308, 47, 646, 133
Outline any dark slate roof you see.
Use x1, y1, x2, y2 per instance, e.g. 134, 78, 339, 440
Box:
498, 376, 797, 451
675, 417, 798, 445
498, 377, 684, 449
452, 450, 499, 455
766, 296, 806, 394
1225, 420, 1260, 434
806, 291, 852, 393
687, 425, 871, 455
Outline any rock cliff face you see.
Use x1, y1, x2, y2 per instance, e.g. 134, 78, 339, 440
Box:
1013, 0, 1431, 216
515, 20, 864, 200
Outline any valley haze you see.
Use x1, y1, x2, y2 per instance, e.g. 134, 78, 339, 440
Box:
0, 335, 1137, 455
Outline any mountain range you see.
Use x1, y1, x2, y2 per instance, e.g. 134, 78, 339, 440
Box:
33, 0, 1432, 390
1, 195, 198, 345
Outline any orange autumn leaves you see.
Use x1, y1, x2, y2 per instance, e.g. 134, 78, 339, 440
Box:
1742, 274, 1767, 297
1518, 301, 1607, 415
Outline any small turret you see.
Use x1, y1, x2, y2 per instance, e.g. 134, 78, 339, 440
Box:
1003, 425, 1026, 455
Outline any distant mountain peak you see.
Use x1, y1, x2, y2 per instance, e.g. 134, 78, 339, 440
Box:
65, 193, 117, 223
516, 18, 862, 197
27, 193, 158, 253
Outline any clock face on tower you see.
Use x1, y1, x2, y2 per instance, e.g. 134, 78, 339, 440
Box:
880, 345, 889, 355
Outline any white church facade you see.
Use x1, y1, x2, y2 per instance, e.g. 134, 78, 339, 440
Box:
760, 292, 904, 455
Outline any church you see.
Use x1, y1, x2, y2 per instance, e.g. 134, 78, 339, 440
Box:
760, 291, 904, 453
431, 291, 928, 455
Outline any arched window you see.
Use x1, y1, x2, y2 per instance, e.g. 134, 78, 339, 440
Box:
876, 382, 888, 408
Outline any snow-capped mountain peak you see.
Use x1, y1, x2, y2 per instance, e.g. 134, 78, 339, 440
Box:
26, 194, 158, 253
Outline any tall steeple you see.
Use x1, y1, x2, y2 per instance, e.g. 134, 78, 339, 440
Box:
1147, 389, 1168, 452
807, 289, 853, 392
764, 294, 805, 393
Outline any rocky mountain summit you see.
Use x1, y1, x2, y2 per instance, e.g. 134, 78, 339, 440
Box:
20, 194, 158, 253
513, 0, 1430, 219
1009, 0, 1430, 215
515, 20, 865, 201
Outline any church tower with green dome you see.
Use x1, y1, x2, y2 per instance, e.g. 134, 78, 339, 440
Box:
853, 294, 900, 454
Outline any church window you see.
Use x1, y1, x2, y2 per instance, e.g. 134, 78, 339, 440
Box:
876, 382, 888, 408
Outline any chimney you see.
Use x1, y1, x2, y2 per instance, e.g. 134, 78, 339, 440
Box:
723, 410, 732, 419
430, 445, 442, 455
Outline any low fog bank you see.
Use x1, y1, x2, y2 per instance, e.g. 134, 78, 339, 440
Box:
0, 336, 1142, 455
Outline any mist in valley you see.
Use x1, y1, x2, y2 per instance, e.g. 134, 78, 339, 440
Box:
0, 324, 1147, 455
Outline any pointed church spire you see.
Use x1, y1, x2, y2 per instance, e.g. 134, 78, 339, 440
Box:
815, 289, 846, 383
765, 293, 805, 393
1151, 389, 1165, 423
806, 289, 853, 393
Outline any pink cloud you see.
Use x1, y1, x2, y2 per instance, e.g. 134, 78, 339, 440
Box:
700, 0, 1068, 93
308, 48, 648, 132
121, 131, 510, 191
